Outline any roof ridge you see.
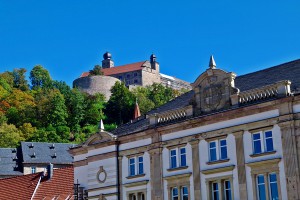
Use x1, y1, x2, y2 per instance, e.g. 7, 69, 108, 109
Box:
0, 172, 40, 180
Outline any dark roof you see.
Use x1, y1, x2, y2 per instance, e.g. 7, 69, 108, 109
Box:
21, 142, 74, 164
0, 148, 22, 176
235, 59, 300, 92
112, 58, 300, 136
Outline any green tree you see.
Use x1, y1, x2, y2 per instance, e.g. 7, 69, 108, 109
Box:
13, 68, 29, 91
47, 90, 68, 127
82, 93, 106, 126
0, 123, 24, 147
132, 86, 155, 115
105, 82, 135, 125
30, 65, 52, 89
147, 83, 175, 107
19, 123, 37, 141
89, 65, 104, 76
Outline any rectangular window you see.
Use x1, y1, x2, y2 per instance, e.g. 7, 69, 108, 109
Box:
134, 79, 138, 83
212, 182, 220, 200
180, 147, 187, 167
170, 149, 177, 168
170, 147, 187, 169
129, 158, 135, 176
220, 139, 227, 160
172, 187, 179, 200
138, 156, 144, 174
269, 173, 279, 200
31, 166, 36, 174
224, 180, 232, 200
252, 130, 274, 154
257, 175, 266, 200
181, 186, 189, 200
209, 142, 217, 162
209, 139, 228, 162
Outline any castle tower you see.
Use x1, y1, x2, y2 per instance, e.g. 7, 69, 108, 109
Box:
150, 53, 159, 72
102, 52, 114, 68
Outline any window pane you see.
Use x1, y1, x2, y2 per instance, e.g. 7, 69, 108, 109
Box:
182, 186, 188, 200
220, 146, 227, 160
224, 181, 232, 200
180, 148, 187, 167
210, 142, 216, 148
171, 149, 177, 156
257, 175, 266, 200
138, 162, 144, 174
253, 133, 261, 140
265, 138, 274, 152
253, 140, 262, 154
269, 174, 279, 200
210, 148, 217, 161
220, 139, 227, 146
170, 149, 177, 168
265, 131, 272, 138
212, 183, 219, 200
130, 158, 135, 164
172, 187, 178, 200
129, 158, 135, 176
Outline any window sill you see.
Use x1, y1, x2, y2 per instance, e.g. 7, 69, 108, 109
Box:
250, 151, 276, 158
206, 159, 230, 165
167, 166, 188, 172
126, 174, 145, 179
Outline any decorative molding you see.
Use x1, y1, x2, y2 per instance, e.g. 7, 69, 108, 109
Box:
246, 158, 281, 168
96, 166, 107, 183
249, 151, 277, 158
248, 125, 274, 133
126, 174, 146, 179
124, 180, 149, 188
164, 172, 192, 180
206, 159, 230, 165
201, 165, 235, 175
167, 166, 189, 172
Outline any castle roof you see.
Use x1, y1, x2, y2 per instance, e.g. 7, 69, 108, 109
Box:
112, 58, 300, 136
80, 61, 147, 77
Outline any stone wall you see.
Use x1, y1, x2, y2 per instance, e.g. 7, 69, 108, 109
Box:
73, 75, 121, 101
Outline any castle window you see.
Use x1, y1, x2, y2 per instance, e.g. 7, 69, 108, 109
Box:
118, 76, 123, 80
252, 130, 274, 155
134, 79, 138, 84
134, 72, 138, 77
208, 139, 227, 162
127, 74, 130, 78
169, 147, 187, 169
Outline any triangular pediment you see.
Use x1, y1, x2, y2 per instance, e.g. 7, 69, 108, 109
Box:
84, 131, 117, 146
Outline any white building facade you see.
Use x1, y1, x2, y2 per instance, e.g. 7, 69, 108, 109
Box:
70, 57, 300, 200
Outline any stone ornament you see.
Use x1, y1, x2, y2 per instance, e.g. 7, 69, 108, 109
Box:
98, 194, 107, 200
97, 166, 107, 183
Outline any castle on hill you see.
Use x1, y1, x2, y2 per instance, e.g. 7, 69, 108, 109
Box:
73, 52, 192, 100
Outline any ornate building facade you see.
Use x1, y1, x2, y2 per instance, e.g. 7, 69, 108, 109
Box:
70, 57, 300, 200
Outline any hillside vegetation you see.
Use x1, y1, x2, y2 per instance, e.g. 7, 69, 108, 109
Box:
0, 65, 186, 147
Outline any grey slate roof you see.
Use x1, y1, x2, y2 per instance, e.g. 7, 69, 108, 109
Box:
0, 148, 22, 176
21, 142, 74, 164
112, 58, 300, 136
235, 59, 300, 92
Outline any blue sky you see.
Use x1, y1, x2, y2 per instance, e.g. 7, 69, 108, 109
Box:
0, 1, 299, 86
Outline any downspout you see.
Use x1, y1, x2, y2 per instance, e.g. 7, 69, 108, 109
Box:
116, 141, 120, 200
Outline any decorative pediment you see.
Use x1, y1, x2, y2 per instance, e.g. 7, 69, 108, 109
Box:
192, 56, 237, 114
83, 131, 117, 147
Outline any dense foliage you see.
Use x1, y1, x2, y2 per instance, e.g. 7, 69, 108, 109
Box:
0, 66, 186, 147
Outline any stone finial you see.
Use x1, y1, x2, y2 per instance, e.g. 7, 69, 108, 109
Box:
209, 55, 216, 69
99, 119, 105, 132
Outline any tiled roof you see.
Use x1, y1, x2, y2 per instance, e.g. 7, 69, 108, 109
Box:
0, 167, 74, 200
112, 58, 300, 136
0, 172, 40, 200
33, 167, 74, 200
80, 61, 146, 77
21, 142, 74, 164
0, 148, 23, 176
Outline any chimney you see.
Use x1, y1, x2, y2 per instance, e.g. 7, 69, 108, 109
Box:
47, 163, 53, 180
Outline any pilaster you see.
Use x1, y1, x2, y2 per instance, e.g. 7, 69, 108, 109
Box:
189, 138, 202, 200
149, 146, 164, 200
233, 130, 247, 200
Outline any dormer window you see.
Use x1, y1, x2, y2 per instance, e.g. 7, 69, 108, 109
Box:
50, 143, 55, 149
29, 143, 34, 148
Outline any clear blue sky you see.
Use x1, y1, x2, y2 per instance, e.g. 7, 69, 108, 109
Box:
0, 0, 299, 86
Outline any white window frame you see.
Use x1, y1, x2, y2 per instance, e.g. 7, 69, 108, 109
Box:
172, 187, 179, 200
211, 182, 219, 200
252, 130, 274, 154
209, 139, 228, 162
31, 166, 36, 174
181, 186, 189, 200
128, 155, 144, 176
224, 180, 232, 200
169, 147, 187, 169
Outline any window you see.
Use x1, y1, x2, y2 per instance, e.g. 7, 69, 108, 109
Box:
171, 187, 188, 200
252, 130, 274, 154
209, 139, 228, 162
169, 147, 187, 169
208, 180, 232, 200
127, 74, 130, 78
128, 156, 144, 176
31, 166, 36, 174
129, 192, 145, 200
134, 79, 138, 83
255, 173, 279, 200
118, 76, 123, 80
134, 72, 138, 77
